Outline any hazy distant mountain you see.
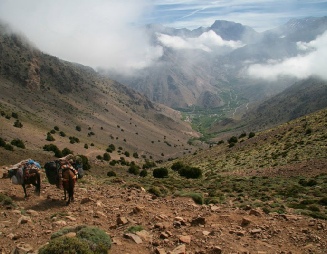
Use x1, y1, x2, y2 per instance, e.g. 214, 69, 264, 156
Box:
108, 17, 327, 111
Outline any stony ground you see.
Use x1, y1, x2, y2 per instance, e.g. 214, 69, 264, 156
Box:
1, 169, 327, 254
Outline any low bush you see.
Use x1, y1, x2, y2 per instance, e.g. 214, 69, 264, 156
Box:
38, 236, 91, 254
107, 171, 116, 177
171, 161, 184, 171
76, 226, 111, 252
46, 225, 111, 254
0, 137, 6, 147
11, 139, 25, 149
139, 169, 148, 177
178, 166, 202, 179
153, 167, 168, 178
127, 225, 143, 233
128, 164, 140, 175
0, 193, 14, 207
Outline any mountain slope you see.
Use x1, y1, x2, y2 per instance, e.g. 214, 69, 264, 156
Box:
0, 22, 198, 164
110, 17, 327, 112
208, 76, 327, 135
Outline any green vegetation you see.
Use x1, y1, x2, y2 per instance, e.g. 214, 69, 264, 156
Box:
127, 225, 143, 233
107, 171, 117, 177
10, 139, 25, 149
39, 237, 91, 254
153, 167, 168, 178
46, 132, 55, 141
43, 225, 111, 254
0, 193, 15, 207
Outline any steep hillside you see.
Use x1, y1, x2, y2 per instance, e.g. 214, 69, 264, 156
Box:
1, 104, 327, 254
209, 77, 327, 135
0, 22, 198, 165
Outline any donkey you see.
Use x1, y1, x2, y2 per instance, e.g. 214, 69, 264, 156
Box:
7, 161, 41, 198
44, 160, 77, 205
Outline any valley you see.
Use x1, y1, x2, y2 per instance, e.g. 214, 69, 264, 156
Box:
1, 15, 327, 254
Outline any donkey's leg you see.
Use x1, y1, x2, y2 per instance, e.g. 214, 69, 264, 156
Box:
22, 184, 27, 198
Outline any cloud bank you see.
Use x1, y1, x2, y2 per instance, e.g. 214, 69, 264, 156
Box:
247, 31, 327, 80
157, 30, 244, 52
0, 0, 163, 74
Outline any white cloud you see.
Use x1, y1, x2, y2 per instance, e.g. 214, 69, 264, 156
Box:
0, 0, 162, 74
247, 31, 327, 80
157, 30, 244, 52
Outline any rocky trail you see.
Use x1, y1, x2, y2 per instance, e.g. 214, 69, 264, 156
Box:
0, 170, 327, 254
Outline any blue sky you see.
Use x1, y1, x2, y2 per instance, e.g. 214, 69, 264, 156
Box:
146, 0, 327, 31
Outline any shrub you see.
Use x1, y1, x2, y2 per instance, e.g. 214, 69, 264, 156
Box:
108, 144, 115, 152
13, 119, 23, 128
178, 166, 202, 179
171, 161, 184, 171
124, 151, 130, 157
79, 155, 91, 170
46, 132, 55, 141
142, 160, 156, 169
103, 153, 111, 161
128, 164, 140, 175
109, 160, 117, 166
107, 171, 116, 177
318, 197, 327, 206
50, 129, 56, 134
305, 128, 312, 135
133, 152, 139, 158
0, 193, 14, 207
239, 132, 246, 139
11, 139, 25, 149
62, 148, 73, 156
0, 137, 6, 147
43, 144, 62, 157
76, 125, 82, 132
11, 112, 18, 118
54, 126, 59, 131
248, 132, 255, 138
4, 144, 13, 151
127, 225, 143, 233
96, 155, 103, 160
38, 237, 91, 254
69, 136, 80, 144
178, 192, 204, 205
139, 169, 148, 177
148, 186, 162, 197
59, 131, 66, 137
76, 226, 111, 252
84, 144, 89, 149
228, 136, 238, 144
153, 167, 168, 178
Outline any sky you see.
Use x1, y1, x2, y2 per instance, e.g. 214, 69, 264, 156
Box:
0, 0, 327, 77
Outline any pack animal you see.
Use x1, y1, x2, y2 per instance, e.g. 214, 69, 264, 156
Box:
7, 162, 41, 198
44, 160, 77, 205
